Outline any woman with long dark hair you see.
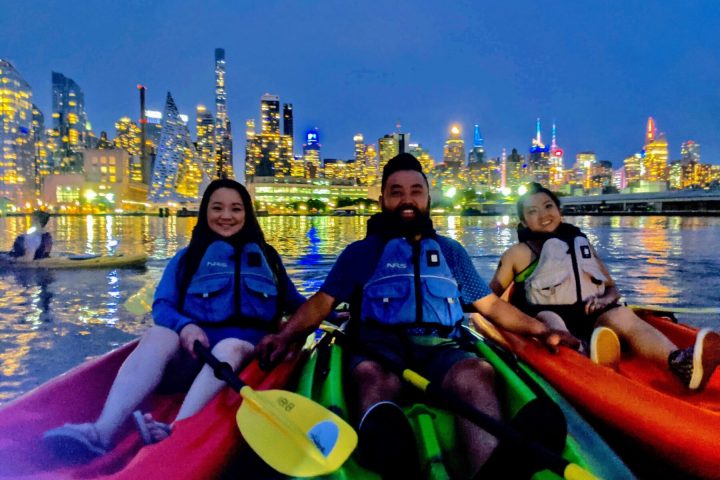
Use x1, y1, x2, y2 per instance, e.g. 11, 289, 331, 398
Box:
44, 179, 305, 460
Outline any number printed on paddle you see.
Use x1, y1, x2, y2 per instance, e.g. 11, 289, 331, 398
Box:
277, 396, 295, 412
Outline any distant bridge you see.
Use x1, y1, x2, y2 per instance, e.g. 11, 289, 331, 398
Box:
559, 190, 720, 215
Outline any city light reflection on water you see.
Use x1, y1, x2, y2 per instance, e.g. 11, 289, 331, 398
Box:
1, 214, 720, 404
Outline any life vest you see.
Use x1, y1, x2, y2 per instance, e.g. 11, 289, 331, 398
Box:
524, 233, 607, 306
360, 237, 463, 328
9, 232, 52, 259
183, 241, 279, 326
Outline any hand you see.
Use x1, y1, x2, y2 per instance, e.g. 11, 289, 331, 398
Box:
255, 332, 294, 370
179, 323, 209, 358
539, 328, 582, 353
584, 295, 611, 315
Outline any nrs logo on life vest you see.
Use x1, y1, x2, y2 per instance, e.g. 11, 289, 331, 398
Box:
385, 262, 407, 269
206, 261, 228, 268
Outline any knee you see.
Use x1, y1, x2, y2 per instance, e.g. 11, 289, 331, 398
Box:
212, 338, 254, 366
352, 361, 402, 393
443, 358, 495, 397
138, 326, 180, 358
597, 306, 638, 333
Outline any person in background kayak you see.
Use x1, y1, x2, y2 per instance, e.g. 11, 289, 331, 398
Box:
490, 182, 720, 391
8, 210, 53, 261
43, 178, 305, 461
257, 153, 578, 480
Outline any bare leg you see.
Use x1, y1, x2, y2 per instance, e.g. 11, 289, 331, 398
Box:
92, 326, 181, 447
175, 338, 254, 420
441, 357, 500, 479
350, 360, 403, 419
597, 306, 676, 365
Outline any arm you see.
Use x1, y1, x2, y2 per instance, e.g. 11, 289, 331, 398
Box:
488, 247, 520, 297
256, 291, 336, 367
472, 293, 581, 351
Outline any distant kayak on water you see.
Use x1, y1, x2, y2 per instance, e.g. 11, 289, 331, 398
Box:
0, 252, 148, 269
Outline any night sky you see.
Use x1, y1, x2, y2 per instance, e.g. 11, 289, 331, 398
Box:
2, 0, 719, 175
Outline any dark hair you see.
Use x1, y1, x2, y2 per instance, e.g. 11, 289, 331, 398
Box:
32, 210, 50, 228
381, 153, 429, 191
516, 182, 561, 221
177, 179, 272, 309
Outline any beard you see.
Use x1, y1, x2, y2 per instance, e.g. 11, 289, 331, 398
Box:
383, 204, 431, 237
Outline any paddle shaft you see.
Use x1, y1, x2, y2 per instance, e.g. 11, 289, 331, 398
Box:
324, 327, 595, 480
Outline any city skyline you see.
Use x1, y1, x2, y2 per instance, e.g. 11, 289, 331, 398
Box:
2, 1, 720, 172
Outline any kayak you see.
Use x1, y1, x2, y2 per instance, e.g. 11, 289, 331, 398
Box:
472, 311, 720, 479
292, 327, 633, 479
0, 340, 299, 479
0, 253, 148, 269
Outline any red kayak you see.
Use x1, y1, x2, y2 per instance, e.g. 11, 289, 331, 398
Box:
0, 340, 299, 479
473, 312, 720, 479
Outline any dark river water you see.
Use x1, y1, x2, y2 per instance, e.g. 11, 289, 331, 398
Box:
1, 214, 719, 404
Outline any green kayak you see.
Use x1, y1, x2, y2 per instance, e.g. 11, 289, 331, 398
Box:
292, 327, 634, 480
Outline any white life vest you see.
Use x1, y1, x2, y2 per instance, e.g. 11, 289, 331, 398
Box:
525, 235, 607, 306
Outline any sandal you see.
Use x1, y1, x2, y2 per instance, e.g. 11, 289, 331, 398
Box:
133, 410, 172, 444
43, 423, 107, 463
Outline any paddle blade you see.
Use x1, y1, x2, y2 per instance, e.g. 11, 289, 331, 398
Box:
236, 387, 357, 477
124, 283, 154, 316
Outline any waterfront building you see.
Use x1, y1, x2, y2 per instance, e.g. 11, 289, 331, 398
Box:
575, 152, 597, 190
0, 59, 35, 207
624, 153, 643, 186
41, 148, 148, 211
353, 133, 377, 185
443, 124, 465, 168
214, 48, 233, 178
548, 121, 564, 189
642, 117, 668, 182
149, 92, 203, 203
245, 94, 293, 179
408, 143, 435, 176
467, 124, 485, 165
283, 103, 294, 141
114, 117, 144, 183
669, 160, 683, 190
505, 148, 525, 189
378, 132, 410, 172
681, 140, 700, 165
528, 118, 550, 186
248, 177, 371, 214
51, 71, 92, 173
196, 104, 216, 180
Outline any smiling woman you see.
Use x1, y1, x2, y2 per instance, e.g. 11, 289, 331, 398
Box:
207, 188, 246, 238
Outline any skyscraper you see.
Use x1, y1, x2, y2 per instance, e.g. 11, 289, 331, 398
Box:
214, 48, 233, 178
115, 116, 143, 183
149, 92, 202, 202
0, 59, 35, 205
443, 125, 465, 167
528, 118, 550, 185
642, 117, 668, 182
283, 103, 294, 139
467, 124, 485, 165
51, 71, 91, 172
548, 121, 564, 188
303, 129, 321, 178
245, 94, 293, 179
261, 94, 280, 134
196, 104, 215, 180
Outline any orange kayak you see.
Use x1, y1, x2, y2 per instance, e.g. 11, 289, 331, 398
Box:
473, 312, 720, 479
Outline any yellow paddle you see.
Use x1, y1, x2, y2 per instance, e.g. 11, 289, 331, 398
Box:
318, 324, 597, 480
628, 304, 720, 315
124, 282, 155, 316
193, 341, 357, 477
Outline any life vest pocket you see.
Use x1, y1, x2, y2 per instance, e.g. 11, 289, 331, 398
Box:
362, 279, 413, 324
526, 268, 577, 305
577, 261, 607, 301
240, 275, 279, 320
186, 274, 234, 321
422, 278, 462, 326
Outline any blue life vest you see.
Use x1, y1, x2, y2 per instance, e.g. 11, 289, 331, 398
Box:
360, 237, 463, 328
183, 241, 279, 326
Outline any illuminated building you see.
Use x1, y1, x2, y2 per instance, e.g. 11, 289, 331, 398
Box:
528, 118, 550, 185
248, 178, 370, 213
669, 161, 683, 190
467, 124, 484, 165
548, 121, 564, 188
624, 153, 642, 185
575, 152, 596, 190
353, 133, 374, 185
378, 132, 409, 172
505, 148, 525, 188
681, 140, 700, 165
408, 143, 435, 176
41, 148, 148, 211
114, 117, 143, 182
680, 140, 703, 189
32, 104, 50, 198
196, 104, 215, 180
51, 71, 91, 172
245, 94, 293, 179
303, 129, 321, 179
0, 59, 35, 206
591, 160, 613, 190
149, 92, 202, 203
214, 48, 233, 178
443, 124, 465, 167
642, 117, 668, 182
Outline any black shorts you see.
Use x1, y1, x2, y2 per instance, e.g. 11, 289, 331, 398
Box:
346, 324, 480, 386
523, 302, 621, 342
